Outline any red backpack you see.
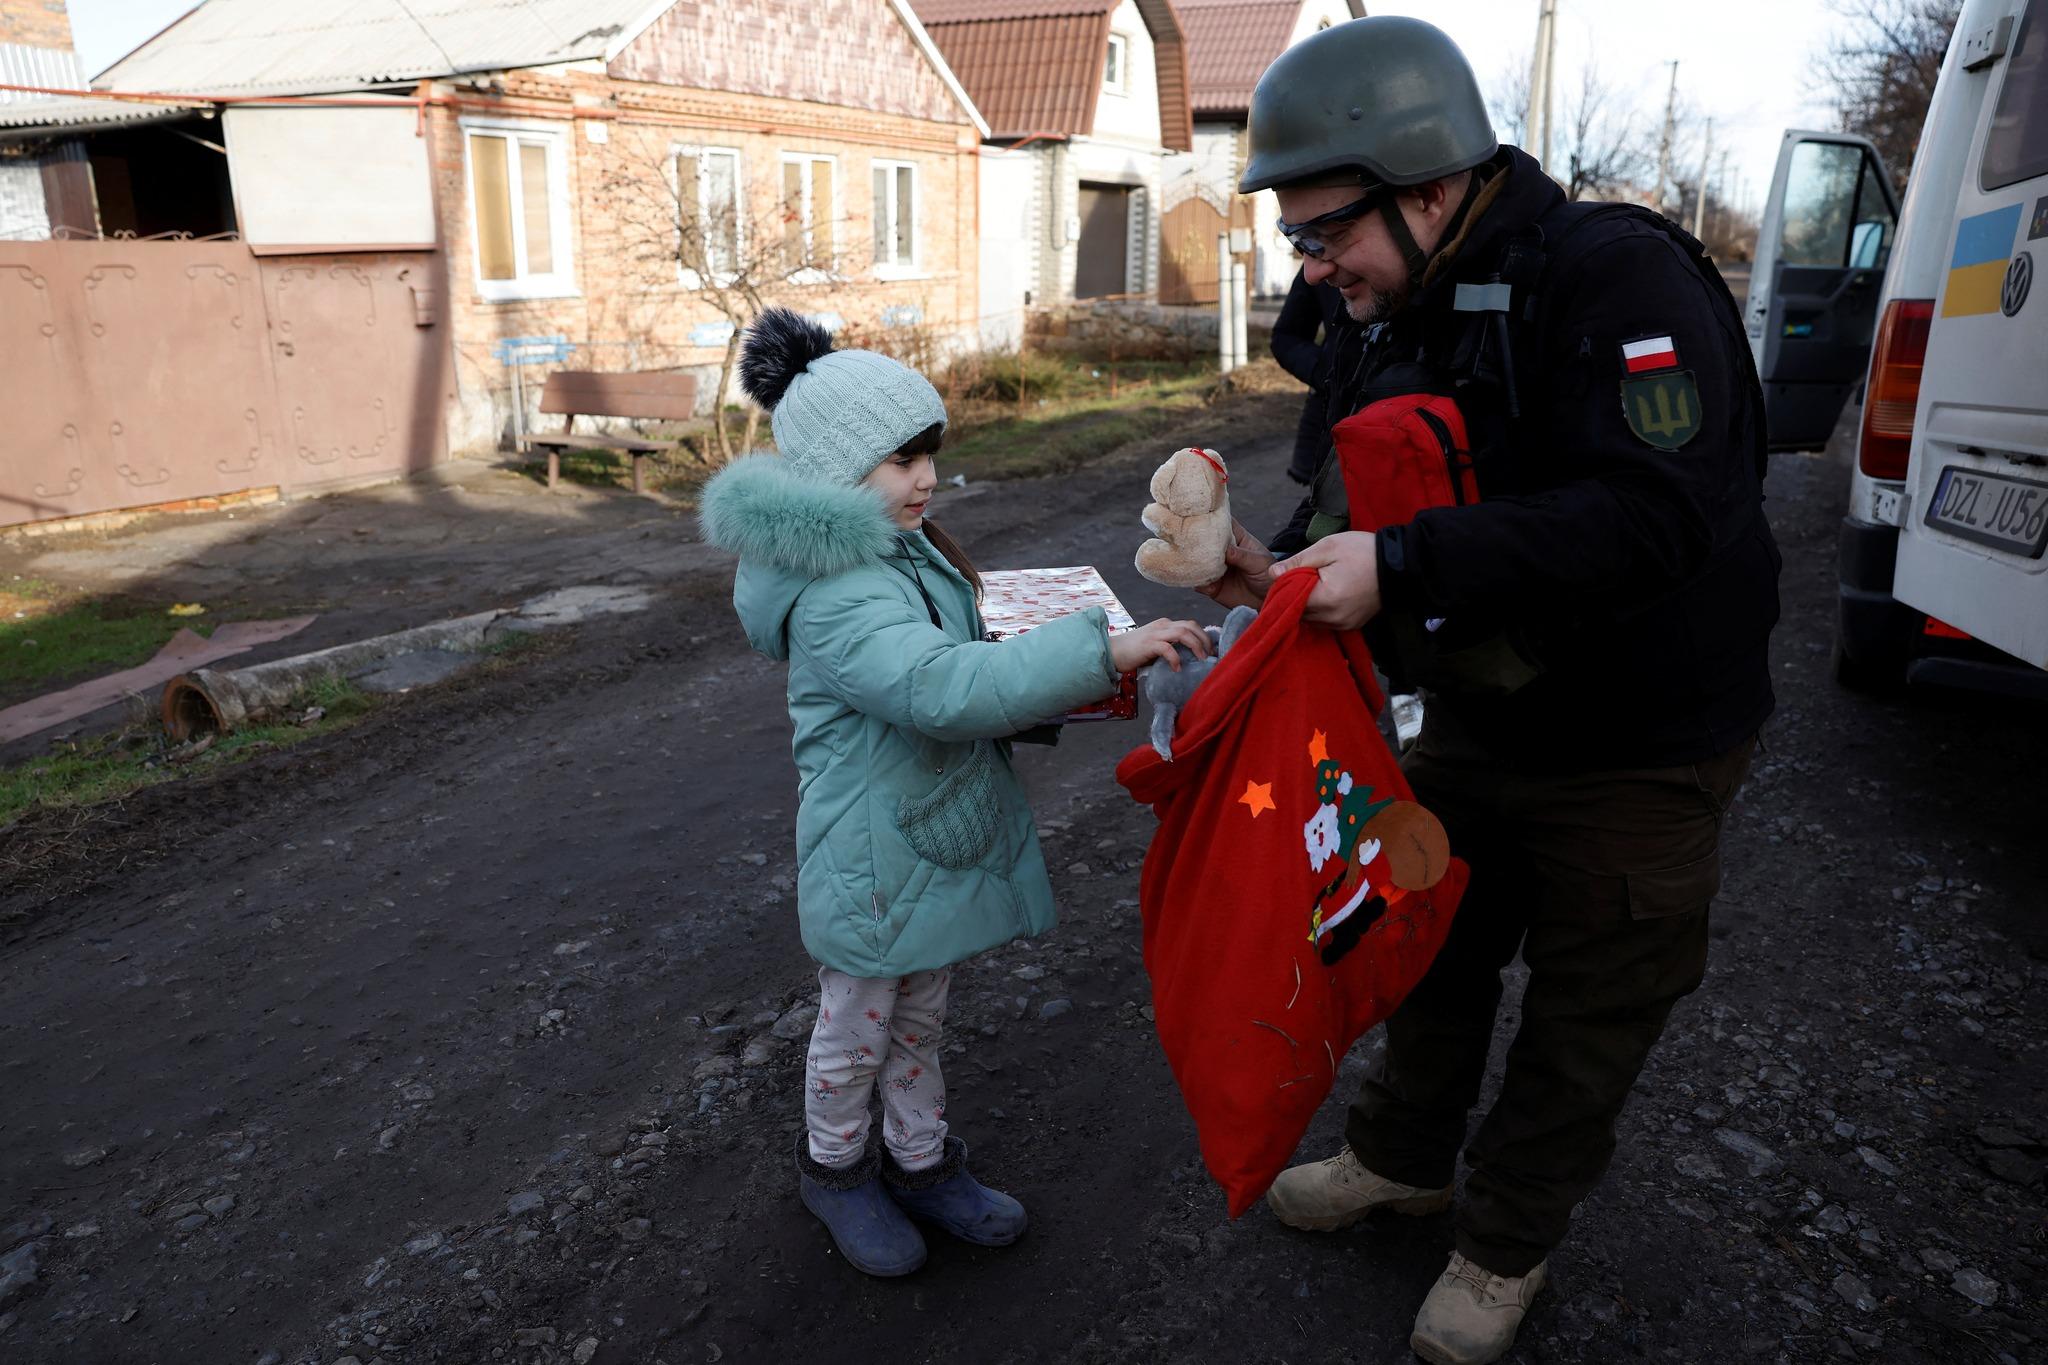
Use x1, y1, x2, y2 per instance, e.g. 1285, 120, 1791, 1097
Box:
1330, 393, 1478, 530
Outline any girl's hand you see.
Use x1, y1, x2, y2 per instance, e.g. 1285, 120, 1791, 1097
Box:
1196, 520, 1277, 609
1110, 618, 1212, 674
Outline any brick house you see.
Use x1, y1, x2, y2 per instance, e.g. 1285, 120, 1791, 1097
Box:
57, 0, 992, 455
912, 0, 1191, 309
1171, 0, 1363, 298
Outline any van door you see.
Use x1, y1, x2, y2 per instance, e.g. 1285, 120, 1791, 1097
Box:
1745, 131, 1900, 450
1893, 0, 2048, 670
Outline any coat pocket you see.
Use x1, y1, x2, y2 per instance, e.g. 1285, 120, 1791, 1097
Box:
894, 741, 1003, 870
1623, 850, 1722, 920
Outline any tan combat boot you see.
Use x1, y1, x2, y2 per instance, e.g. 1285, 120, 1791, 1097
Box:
1409, 1251, 1548, 1365
1263, 1147, 1453, 1231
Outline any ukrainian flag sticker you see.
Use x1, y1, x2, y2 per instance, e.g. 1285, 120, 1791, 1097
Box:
1944, 205, 2024, 317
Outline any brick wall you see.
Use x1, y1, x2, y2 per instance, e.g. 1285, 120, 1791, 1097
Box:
0, 0, 71, 51
428, 70, 983, 455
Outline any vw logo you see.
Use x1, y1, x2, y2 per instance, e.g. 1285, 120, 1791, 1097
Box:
2003, 251, 2033, 317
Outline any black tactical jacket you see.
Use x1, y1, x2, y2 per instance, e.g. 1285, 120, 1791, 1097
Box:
1275, 146, 1780, 771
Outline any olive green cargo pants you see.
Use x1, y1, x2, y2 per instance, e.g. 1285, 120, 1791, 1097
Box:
1346, 706, 1756, 1277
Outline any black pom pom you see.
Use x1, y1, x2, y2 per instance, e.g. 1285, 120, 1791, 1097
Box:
738, 307, 835, 411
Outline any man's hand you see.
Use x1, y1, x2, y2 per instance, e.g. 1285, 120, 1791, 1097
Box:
1196, 519, 1277, 610
1271, 531, 1382, 629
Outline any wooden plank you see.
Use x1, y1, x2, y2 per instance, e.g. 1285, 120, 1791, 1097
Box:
536, 370, 698, 420
525, 432, 669, 453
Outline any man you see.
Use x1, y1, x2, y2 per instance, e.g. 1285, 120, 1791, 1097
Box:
1199, 17, 1779, 1365
1269, 265, 1347, 484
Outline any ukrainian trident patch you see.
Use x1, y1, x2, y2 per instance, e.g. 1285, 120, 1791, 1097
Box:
1620, 369, 1703, 451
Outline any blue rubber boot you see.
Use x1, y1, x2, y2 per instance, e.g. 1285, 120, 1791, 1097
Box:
795, 1133, 927, 1277
884, 1137, 1028, 1247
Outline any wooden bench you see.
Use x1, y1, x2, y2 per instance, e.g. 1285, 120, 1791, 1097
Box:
523, 370, 699, 494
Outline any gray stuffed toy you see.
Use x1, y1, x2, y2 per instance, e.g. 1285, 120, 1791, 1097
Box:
1141, 604, 1258, 761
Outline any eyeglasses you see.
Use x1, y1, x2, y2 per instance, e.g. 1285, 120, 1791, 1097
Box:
1276, 188, 1384, 259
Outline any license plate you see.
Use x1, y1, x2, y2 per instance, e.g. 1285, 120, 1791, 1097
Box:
1924, 466, 2048, 559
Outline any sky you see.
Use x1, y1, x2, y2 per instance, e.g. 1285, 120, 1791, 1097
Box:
63, 0, 1850, 216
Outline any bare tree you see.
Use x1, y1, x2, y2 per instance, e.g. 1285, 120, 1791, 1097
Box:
1489, 52, 1654, 201
1822, 0, 1961, 191
593, 126, 846, 462
1559, 62, 1653, 202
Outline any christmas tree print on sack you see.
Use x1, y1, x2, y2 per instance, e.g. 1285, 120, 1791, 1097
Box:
1116, 568, 1468, 1216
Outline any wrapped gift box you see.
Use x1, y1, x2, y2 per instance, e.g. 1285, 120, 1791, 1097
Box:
981, 566, 1138, 722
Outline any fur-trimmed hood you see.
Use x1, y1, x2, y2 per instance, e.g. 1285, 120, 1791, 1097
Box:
699, 454, 899, 660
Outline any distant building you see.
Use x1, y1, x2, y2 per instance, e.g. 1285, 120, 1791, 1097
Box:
1172, 0, 1363, 298
913, 0, 1192, 316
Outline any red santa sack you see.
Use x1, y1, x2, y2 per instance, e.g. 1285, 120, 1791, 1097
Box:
1115, 568, 1469, 1216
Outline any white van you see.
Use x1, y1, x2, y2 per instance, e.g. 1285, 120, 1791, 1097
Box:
1748, 0, 2048, 694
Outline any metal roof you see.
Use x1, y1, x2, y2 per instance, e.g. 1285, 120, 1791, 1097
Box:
0, 41, 192, 131
912, 0, 1190, 149
98, 0, 666, 97
1175, 0, 1368, 120
1175, 0, 1297, 120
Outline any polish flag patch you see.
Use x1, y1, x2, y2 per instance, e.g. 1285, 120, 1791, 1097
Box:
1621, 335, 1680, 374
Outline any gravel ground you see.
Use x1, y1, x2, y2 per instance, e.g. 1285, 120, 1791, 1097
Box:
0, 391, 2042, 1364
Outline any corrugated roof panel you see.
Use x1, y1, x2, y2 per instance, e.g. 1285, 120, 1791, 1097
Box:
1, 42, 87, 102
1176, 0, 1296, 118
0, 94, 196, 129
921, 11, 1109, 138
915, 0, 1186, 148
99, 0, 657, 97
0, 41, 192, 130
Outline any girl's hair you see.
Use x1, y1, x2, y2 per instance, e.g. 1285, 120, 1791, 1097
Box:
898, 421, 982, 601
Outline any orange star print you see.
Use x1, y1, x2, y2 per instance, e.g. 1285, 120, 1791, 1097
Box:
1238, 780, 1276, 818
1308, 730, 1330, 765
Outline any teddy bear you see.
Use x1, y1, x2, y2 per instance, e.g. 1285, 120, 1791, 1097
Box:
1141, 604, 1258, 761
1134, 447, 1232, 589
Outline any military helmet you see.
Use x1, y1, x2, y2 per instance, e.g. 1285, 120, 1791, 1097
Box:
1238, 16, 1498, 194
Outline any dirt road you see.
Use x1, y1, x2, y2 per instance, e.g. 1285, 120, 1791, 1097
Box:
2, 398, 2043, 1364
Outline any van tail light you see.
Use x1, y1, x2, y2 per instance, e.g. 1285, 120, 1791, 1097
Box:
1858, 298, 1934, 480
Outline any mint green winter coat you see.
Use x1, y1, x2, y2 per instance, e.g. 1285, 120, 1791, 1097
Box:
700, 455, 1122, 978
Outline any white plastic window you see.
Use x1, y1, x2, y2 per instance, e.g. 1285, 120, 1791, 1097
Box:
675, 145, 743, 285
462, 120, 575, 300
871, 160, 919, 274
779, 153, 838, 279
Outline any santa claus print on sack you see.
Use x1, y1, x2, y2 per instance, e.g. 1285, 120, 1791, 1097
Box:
1301, 729, 1452, 966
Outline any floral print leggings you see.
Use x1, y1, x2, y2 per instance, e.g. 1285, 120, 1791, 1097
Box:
805, 965, 950, 1172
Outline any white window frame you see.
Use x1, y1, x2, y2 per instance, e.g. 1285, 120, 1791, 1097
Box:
870, 158, 925, 280
1104, 33, 1129, 94
459, 116, 576, 302
778, 151, 839, 286
670, 143, 745, 289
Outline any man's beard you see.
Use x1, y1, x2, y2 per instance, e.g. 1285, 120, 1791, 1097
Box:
1341, 283, 1405, 326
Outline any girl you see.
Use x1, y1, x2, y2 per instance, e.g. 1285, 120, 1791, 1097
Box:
700, 309, 1207, 1277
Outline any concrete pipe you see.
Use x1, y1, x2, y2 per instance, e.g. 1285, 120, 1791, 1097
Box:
161, 610, 502, 741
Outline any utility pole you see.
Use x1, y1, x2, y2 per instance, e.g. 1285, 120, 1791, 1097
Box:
1692, 117, 1714, 238
1524, 0, 1559, 170
1654, 60, 1678, 216
1709, 147, 1731, 242
1540, 1, 1557, 172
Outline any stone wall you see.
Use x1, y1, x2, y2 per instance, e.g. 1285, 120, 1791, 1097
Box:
1024, 298, 1216, 361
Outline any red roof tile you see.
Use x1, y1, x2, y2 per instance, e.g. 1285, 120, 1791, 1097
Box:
1177, 0, 1295, 119
1175, 0, 1367, 121
913, 0, 1191, 149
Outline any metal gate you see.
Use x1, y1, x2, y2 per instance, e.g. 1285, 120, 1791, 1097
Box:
1158, 195, 1256, 306
1, 241, 449, 529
